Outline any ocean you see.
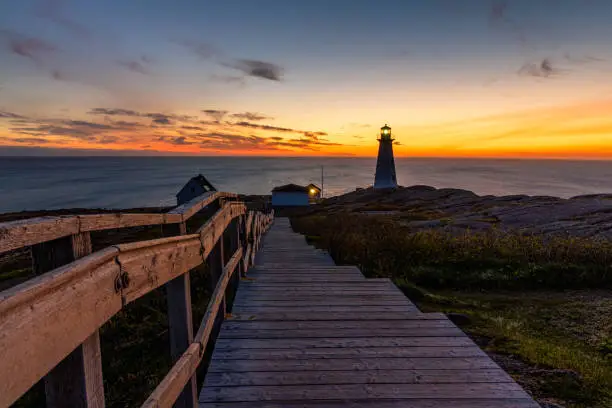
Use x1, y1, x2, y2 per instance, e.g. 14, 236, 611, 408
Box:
0, 156, 610, 213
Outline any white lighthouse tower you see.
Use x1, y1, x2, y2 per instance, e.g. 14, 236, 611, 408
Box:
374, 124, 398, 189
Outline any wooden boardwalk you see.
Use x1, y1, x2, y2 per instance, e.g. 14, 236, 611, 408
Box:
200, 218, 539, 407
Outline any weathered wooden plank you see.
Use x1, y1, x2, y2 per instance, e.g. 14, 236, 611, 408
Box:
0, 216, 79, 254
193, 247, 243, 347
200, 383, 529, 402
242, 276, 367, 282
232, 300, 414, 307
204, 367, 510, 387
234, 292, 408, 299
228, 312, 442, 321
197, 399, 540, 408
78, 213, 167, 232
221, 320, 456, 331
42, 231, 105, 408
219, 327, 464, 339
142, 343, 201, 408
231, 306, 419, 314
208, 357, 497, 372
237, 292, 401, 299
0, 248, 121, 408
212, 346, 486, 360
214, 337, 477, 350
0, 192, 237, 254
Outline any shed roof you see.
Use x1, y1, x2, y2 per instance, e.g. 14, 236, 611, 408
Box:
272, 184, 309, 193
176, 174, 216, 197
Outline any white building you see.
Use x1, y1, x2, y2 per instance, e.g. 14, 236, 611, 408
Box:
271, 184, 310, 207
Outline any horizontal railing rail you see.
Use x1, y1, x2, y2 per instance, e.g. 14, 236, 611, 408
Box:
0, 192, 273, 408
0, 191, 238, 254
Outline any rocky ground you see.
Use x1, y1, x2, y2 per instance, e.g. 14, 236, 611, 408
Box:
317, 185, 612, 239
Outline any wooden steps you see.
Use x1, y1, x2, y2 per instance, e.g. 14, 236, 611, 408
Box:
199, 218, 539, 407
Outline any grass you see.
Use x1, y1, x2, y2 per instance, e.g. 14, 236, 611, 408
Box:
291, 212, 612, 407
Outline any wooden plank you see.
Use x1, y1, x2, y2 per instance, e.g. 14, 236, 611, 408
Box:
219, 327, 464, 339
208, 357, 497, 373
212, 346, 487, 360
193, 247, 243, 347
228, 312, 441, 321
197, 399, 540, 408
204, 367, 510, 386
200, 383, 529, 402
42, 232, 105, 408
214, 337, 477, 350
0, 216, 79, 254
230, 307, 419, 315
236, 290, 399, 296
221, 320, 456, 331
142, 343, 201, 408
165, 222, 197, 408
232, 300, 414, 307
78, 213, 166, 232
0, 248, 121, 408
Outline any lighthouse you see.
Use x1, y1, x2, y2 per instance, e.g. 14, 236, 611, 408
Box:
374, 124, 398, 189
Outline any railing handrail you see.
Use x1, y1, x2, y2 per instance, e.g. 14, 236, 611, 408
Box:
0, 195, 274, 408
0, 191, 238, 254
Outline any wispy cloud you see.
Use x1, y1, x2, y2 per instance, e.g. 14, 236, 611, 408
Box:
229, 112, 272, 121
201, 109, 228, 122
224, 59, 283, 81
0, 29, 58, 66
34, 0, 90, 38
518, 58, 562, 78
0, 110, 25, 119
174, 39, 222, 60
117, 57, 151, 75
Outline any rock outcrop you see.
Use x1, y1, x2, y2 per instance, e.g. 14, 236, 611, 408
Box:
314, 186, 612, 239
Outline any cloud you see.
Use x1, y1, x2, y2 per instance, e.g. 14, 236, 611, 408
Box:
89, 108, 141, 116
0, 110, 24, 119
34, 0, 90, 38
97, 135, 119, 144
151, 115, 172, 125
174, 40, 221, 60
518, 58, 562, 78
10, 137, 50, 144
563, 53, 606, 64
118, 59, 150, 75
233, 121, 327, 138
88, 108, 195, 123
170, 136, 193, 145
0, 29, 58, 66
181, 125, 204, 131
225, 59, 283, 81
202, 109, 228, 122
210, 74, 245, 85
229, 112, 272, 121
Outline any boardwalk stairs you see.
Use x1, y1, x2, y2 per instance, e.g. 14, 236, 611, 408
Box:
200, 218, 539, 407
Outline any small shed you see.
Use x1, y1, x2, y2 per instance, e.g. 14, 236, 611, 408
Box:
176, 174, 217, 205
306, 183, 322, 201
271, 184, 310, 207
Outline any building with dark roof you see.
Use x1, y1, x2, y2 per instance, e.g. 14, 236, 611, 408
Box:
271, 184, 310, 207
176, 174, 217, 205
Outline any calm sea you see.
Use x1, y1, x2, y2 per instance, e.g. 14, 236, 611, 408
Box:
0, 157, 610, 213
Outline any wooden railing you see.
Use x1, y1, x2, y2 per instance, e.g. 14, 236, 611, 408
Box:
0, 192, 274, 408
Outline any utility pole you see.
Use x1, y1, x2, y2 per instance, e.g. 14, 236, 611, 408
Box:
321, 165, 324, 198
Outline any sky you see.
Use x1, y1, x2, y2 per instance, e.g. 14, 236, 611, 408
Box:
1, 0, 612, 158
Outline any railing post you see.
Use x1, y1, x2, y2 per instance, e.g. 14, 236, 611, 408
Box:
164, 222, 197, 408
208, 231, 226, 337
31, 232, 105, 408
